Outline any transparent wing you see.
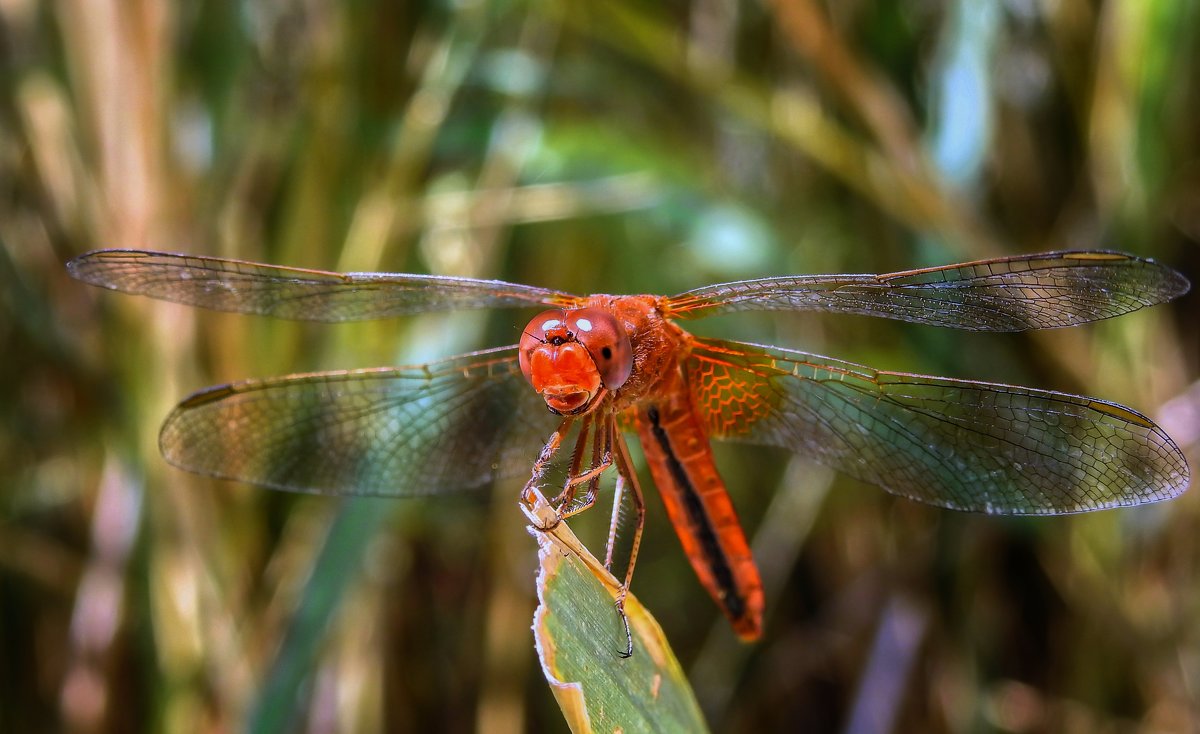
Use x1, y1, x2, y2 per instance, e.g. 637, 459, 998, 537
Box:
67, 249, 580, 321
687, 338, 1190, 514
158, 346, 561, 496
666, 251, 1190, 330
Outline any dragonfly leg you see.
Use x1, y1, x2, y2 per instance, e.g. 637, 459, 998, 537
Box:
548, 414, 595, 510
608, 426, 645, 659
520, 417, 575, 519
556, 417, 613, 520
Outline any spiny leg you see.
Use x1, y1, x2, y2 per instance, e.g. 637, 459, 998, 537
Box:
578, 416, 610, 518
549, 413, 594, 510
606, 473, 635, 659
607, 425, 646, 658
557, 412, 614, 521
520, 417, 575, 513
607, 425, 646, 582
604, 476, 623, 573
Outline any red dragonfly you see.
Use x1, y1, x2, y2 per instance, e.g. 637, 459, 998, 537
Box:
69, 249, 1191, 642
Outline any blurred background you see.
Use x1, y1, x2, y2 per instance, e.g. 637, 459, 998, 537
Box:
2, 1, 1198, 732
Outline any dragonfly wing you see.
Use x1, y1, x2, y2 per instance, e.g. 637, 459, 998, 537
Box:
667, 251, 1189, 330
686, 338, 1190, 514
158, 346, 561, 497
67, 249, 580, 321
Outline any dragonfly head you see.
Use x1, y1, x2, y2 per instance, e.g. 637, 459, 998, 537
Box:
519, 307, 633, 415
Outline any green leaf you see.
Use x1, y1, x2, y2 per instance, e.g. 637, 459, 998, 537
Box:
524, 495, 709, 733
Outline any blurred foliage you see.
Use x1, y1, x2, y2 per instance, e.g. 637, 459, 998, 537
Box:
1, 0, 1198, 732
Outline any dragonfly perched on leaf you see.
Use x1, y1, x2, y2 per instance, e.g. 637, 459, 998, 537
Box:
68, 249, 1192, 644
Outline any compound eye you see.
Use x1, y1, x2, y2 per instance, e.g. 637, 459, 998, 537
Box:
567, 308, 633, 389
518, 309, 567, 383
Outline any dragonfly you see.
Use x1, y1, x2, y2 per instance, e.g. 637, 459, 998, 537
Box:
68, 248, 1192, 645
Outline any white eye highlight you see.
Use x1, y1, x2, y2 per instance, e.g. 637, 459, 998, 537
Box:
541, 318, 562, 331
575, 318, 593, 332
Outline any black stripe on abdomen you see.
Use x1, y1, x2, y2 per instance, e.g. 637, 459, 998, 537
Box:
646, 406, 744, 620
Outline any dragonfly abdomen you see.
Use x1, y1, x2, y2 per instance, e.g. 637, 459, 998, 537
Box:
635, 387, 764, 640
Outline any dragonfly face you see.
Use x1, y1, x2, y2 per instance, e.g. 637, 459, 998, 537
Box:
66, 248, 1192, 641
519, 307, 634, 415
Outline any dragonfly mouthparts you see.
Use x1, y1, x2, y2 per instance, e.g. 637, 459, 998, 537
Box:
541, 386, 593, 414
